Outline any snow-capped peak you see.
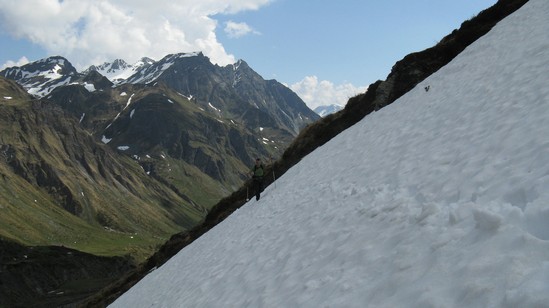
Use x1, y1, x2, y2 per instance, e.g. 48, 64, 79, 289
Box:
314, 104, 343, 117
124, 52, 202, 85
83, 58, 155, 85
0, 56, 77, 97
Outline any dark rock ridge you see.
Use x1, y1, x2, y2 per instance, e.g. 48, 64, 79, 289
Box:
125, 53, 318, 136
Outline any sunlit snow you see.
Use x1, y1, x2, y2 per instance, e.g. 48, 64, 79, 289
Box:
83, 82, 96, 92
208, 102, 221, 112
101, 135, 112, 144
125, 93, 135, 109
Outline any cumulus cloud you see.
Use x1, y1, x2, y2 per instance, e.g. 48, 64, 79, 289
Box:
1, 56, 29, 70
0, 0, 271, 69
290, 76, 368, 110
224, 21, 260, 38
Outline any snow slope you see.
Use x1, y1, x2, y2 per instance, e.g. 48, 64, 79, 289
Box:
111, 1, 549, 307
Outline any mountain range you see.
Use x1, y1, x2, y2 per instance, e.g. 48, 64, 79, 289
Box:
0, 50, 320, 242
0, 52, 319, 305
314, 104, 343, 117
1, 51, 319, 189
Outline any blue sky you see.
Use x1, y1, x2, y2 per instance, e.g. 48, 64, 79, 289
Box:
0, 0, 497, 108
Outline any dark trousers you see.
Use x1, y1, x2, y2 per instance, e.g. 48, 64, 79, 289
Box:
253, 177, 263, 200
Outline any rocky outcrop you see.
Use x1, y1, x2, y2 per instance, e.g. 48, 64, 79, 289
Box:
82, 70, 114, 90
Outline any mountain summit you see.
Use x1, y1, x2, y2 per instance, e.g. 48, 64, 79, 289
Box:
82, 58, 150, 84
0, 56, 78, 97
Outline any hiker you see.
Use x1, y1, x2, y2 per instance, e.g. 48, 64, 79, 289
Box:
250, 158, 264, 201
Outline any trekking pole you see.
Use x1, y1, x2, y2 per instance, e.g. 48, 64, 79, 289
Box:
270, 156, 276, 188
246, 186, 249, 201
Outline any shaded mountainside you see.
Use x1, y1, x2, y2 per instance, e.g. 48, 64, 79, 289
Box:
79, 0, 530, 306
0, 238, 135, 308
28, 51, 320, 201
46, 81, 276, 196
125, 53, 318, 138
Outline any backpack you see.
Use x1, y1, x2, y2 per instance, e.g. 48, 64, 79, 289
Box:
253, 164, 265, 177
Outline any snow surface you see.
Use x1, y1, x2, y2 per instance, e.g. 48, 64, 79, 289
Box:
208, 102, 221, 112
27, 75, 72, 97
83, 82, 96, 92
111, 1, 549, 307
125, 93, 135, 109
101, 135, 112, 144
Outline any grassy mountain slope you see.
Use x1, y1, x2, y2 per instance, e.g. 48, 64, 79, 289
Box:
0, 77, 205, 260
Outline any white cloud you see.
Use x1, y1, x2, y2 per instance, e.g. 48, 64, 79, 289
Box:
1, 56, 30, 70
224, 21, 260, 38
290, 76, 368, 110
0, 0, 271, 69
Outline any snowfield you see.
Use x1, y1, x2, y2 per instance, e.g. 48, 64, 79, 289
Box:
111, 0, 549, 307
